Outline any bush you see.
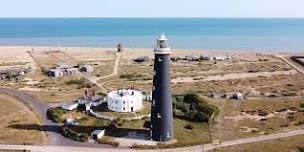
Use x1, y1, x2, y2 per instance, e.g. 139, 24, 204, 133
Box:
300, 103, 304, 109
298, 147, 304, 152
184, 124, 194, 130
183, 93, 203, 104
172, 93, 219, 123
65, 79, 86, 86
258, 109, 269, 116
62, 126, 88, 142
47, 107, 65, 123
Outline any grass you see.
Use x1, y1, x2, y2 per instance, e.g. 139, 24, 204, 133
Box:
214, 135, 304, 152
212, 98, 304, 141
173, 119, 211, 145
0, 93, 47, 145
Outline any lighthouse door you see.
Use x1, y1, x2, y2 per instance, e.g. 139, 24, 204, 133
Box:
131, 107, 134, 112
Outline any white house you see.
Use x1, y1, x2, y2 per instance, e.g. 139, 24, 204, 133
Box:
107, 89, 143, 112
91, 130, 105, 140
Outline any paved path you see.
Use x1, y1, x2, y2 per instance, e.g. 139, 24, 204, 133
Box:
1, 128, 304, 151
0, 88, 112, 148
276, 55, 304, 75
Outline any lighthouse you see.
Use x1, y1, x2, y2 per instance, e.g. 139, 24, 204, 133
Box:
150, 34, 174, 141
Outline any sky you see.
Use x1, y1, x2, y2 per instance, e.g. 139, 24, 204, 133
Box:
1, 0, 304, 18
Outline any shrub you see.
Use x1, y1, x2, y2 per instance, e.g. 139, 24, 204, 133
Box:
185, 124, 194, 130
300, 103, 304, 109
47, 107, 65, 123
62, 126, 88, 142
183, 93, 203, 104
258, 109, 269, 116
298, 147, 304, 152
65, 79, 86, 86
172, 93, 219, 123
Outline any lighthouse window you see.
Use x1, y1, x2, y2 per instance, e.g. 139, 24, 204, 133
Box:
157, 113, 162, 118
123, 101, 125, 104
159, 41, 167, 48
158, 57, 162, 62
166, 132, 170, 138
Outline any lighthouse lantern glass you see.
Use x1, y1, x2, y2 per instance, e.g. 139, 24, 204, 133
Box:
158, 40, 168, 49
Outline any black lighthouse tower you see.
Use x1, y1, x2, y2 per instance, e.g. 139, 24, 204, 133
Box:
150, 34, 174, 141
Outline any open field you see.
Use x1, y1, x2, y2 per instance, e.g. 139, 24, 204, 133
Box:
0, 93, 47, 145
212, 97, 304, 141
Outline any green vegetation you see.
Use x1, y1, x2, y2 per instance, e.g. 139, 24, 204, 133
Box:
173, 93, 219, 122
300, 102, 304, 109
299, 147, 304, 152
65, 79, 86, 86
62, 125, 89, 142
119, 73, 151, 81
98, 136, 120, 147
47, 107, 66, 123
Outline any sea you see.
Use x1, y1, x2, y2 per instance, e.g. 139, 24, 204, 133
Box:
0, 18, 304, 52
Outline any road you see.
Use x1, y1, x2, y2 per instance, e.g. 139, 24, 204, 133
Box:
1, 128, 304, 151
0, 87, 112, 148
276, 55, 304, 75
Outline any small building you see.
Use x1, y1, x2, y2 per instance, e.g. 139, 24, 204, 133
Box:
200, 56, 211, 61
107, 89, 143, 112
66, 68, 79, 76
233, 93, 245, 100
49, 69, 64, 77
212, 56, 231, 61
61, 102, 79, 111
91, 130, 105, 140
79, 64, 94, 73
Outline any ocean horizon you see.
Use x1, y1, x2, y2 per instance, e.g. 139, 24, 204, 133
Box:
0, 18, 304, 52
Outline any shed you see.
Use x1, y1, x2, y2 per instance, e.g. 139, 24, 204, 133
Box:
91, 130, 105, 140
